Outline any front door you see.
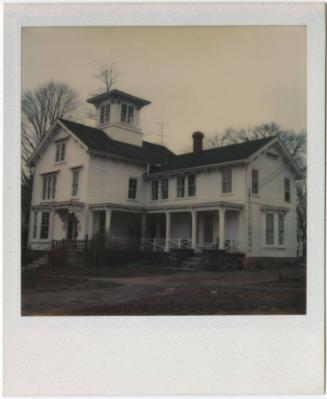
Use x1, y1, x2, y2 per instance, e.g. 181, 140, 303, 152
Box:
203, 214, 214, 244
67, 213, 78, 240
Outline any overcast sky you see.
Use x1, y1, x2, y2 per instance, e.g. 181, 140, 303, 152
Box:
22, 26, 306, 153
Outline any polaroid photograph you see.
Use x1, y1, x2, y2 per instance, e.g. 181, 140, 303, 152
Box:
3, 2, 325, 396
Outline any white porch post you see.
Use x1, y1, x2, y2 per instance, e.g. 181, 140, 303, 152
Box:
218, 206, 226, 250
88, 210, 94, 239
140, 212, 147, 250
105, 208, 112, 240
81, 205, 89, 239
164, 211, 171, 252
49, 208, 55, 240
191, 210, 198, 251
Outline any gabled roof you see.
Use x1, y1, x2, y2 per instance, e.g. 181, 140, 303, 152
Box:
59, 119, 173, 164
86, 89, 151, 108
150, 136, 276, 174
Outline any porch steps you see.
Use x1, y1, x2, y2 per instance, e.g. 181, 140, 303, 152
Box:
25, 254, 49, 271
181, 255, 202, 269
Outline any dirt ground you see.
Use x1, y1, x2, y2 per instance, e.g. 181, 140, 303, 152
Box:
21, 264, 306, 316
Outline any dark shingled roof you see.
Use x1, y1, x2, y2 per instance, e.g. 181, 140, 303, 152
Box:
60, 119, 173, 164
150, 136, 276, 174
86, 89, 151, 107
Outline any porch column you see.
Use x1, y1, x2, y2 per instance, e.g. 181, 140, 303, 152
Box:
140, 212, 147, 250
218, 206, 226, 250
191, 210, 198, 251
49, 208, 55, 240
88, 210, 94, 238
164, 211, 171, 252
105, 208, 112, 239
81, 205, 89, 239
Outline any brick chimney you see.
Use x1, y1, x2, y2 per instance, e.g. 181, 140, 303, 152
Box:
192, 131, 204, 153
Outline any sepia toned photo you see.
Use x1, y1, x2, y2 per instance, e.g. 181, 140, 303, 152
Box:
21, 26, 307, 316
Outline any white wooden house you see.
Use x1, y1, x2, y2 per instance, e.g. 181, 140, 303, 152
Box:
28, 89, 303, 259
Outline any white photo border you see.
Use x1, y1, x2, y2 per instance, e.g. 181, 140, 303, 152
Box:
3, 2, 325, 396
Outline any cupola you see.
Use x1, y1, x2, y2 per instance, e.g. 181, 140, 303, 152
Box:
87, 89, 151, 147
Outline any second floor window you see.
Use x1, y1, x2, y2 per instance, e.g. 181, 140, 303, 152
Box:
284, 178, 291, 202
72, 169, 80, 197
121, 104, 134, 125
40, 211, 50, 239
55, 142, 66, 162
222, 167, 232, 193
152, 180, 159, 200
252, 170, 259, 194
161, 179, 169, 199
100, 103, 110, 124
188, 175, 196, 197
265, 213, 274, 245
128, 178, 137, 199
42, 174, 57, 200
177, 176, 185, 198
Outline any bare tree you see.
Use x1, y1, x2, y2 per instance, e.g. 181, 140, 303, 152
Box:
21, 81, 80, 252
84, 60, 117, 121
93, 60, 117, 93
21, 80, 80, 180
205, 122, 306, 168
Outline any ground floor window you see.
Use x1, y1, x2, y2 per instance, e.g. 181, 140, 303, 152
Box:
40, 211, 50, 239
32, 211, 38, 239
278, 213, 285, 245
265, 213, 274, 245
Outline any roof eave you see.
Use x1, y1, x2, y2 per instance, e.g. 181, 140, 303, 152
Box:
147, 159, 247, 178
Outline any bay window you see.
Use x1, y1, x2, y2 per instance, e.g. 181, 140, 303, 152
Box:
40, 211, 50, 239
278, 214, 285, 245
265, 213, 274, 245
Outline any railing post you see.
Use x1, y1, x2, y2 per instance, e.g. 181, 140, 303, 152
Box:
153, 238, 157, 252
178, 238, 181, 249
85, 234, 88, 253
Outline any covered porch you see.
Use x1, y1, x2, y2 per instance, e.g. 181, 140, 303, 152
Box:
142, 203, 244, 253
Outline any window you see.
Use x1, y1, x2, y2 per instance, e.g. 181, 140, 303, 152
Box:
151, 180, 159, 200
222, 167, 232, 193
284, 178, 291, 202
100, 103, 110, 124
55, 142, 66, 162
278, 214, 285, 245
177, 176, 185, 198
128, 178, 137, 200
121, 104, 134, 125
265, 213, 274, 245
32, 211, 38, 239
252, 170, 259, 194
72, 169, 80, 197
121, 104, 127, 122
42, 174, 57, 200
40, 211, 50, 239
188, 175, 196, 197
128, 106, 134, 124
161, 179, 169, 199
